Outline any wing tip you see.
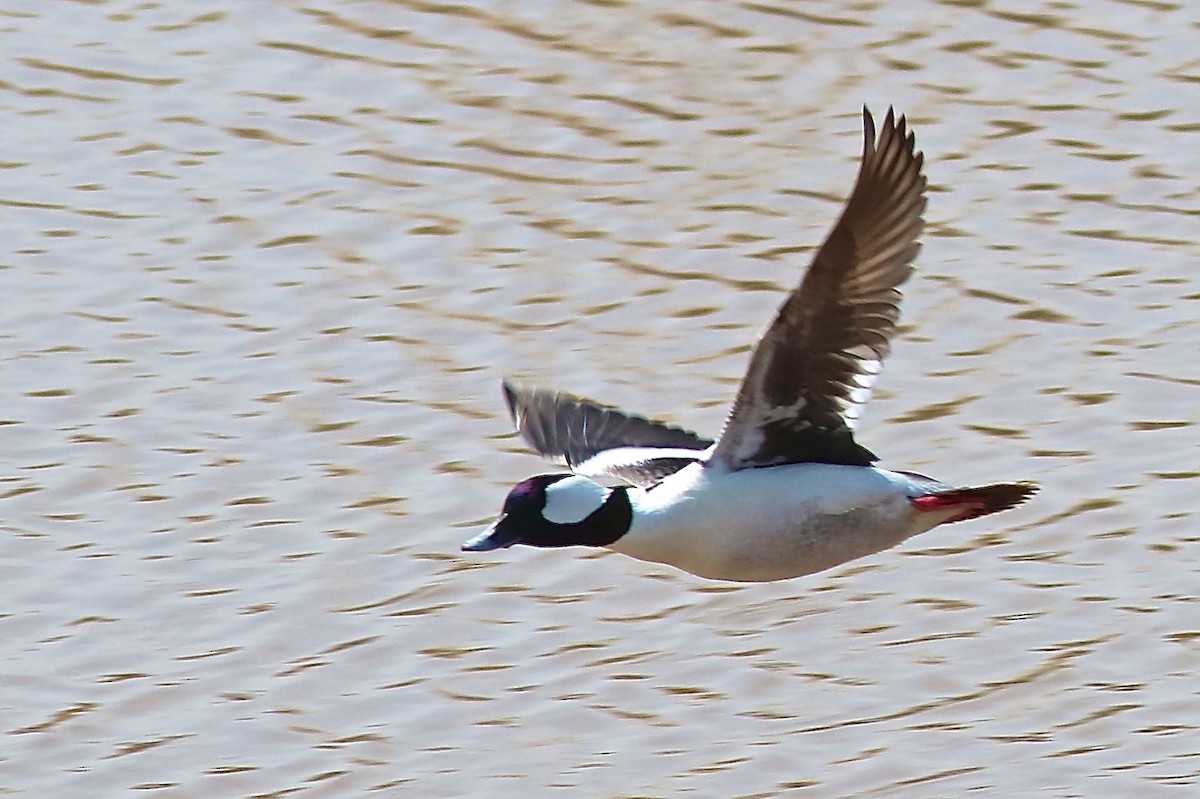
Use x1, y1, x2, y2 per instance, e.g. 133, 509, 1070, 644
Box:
500, 377, 520, 422
859, 104, 921, 165
862, 105, 877, 152
862, 104, 922, 164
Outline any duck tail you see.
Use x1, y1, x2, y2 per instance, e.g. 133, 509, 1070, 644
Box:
910, 481, 1039, 523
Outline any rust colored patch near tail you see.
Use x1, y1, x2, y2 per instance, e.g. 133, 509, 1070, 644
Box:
910, 482, 1038, 524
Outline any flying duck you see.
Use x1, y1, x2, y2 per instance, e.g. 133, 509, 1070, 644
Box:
462, 107, 1037, 582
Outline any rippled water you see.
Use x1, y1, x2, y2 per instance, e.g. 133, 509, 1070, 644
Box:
3, 1, 1199, 795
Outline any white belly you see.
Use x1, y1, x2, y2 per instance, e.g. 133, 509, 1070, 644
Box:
611, 462, 942, 582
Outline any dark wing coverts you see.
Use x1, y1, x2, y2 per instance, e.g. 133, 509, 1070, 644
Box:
709, 107, 927, 471
502, 380, 712, 486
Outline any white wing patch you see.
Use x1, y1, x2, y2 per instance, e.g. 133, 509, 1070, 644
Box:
575, 446, 706, 476
542, 476, 611, 524
840, 355, 883, 429
726, 429, 766, 470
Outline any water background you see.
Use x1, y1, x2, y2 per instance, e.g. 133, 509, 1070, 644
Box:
2, 1, 1199, 795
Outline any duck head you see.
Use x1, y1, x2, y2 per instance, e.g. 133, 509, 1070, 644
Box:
462, 474, 631, 551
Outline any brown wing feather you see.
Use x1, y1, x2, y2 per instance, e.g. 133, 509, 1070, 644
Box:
710, 107, 927, 470
502, 380, 712, 470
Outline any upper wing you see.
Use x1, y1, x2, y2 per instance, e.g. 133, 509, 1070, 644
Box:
709, 107, 927, 471
502, 379, 712, 486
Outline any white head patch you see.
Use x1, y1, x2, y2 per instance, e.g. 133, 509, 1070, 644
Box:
542, 476, 610, 525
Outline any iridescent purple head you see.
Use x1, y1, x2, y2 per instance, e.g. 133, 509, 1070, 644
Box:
462, 474, 631, 551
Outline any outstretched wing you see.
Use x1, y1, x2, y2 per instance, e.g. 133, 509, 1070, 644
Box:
709, 107, 927, 471
502, 380, 712, 486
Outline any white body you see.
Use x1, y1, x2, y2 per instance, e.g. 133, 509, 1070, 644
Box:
612, 462, 957, 582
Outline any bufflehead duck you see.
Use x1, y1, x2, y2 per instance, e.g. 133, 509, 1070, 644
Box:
463, 107, 1037, 582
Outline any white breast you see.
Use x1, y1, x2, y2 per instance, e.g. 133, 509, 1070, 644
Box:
611, 462, 938, 582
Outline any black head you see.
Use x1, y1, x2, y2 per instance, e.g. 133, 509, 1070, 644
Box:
461, 474, 631, 551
